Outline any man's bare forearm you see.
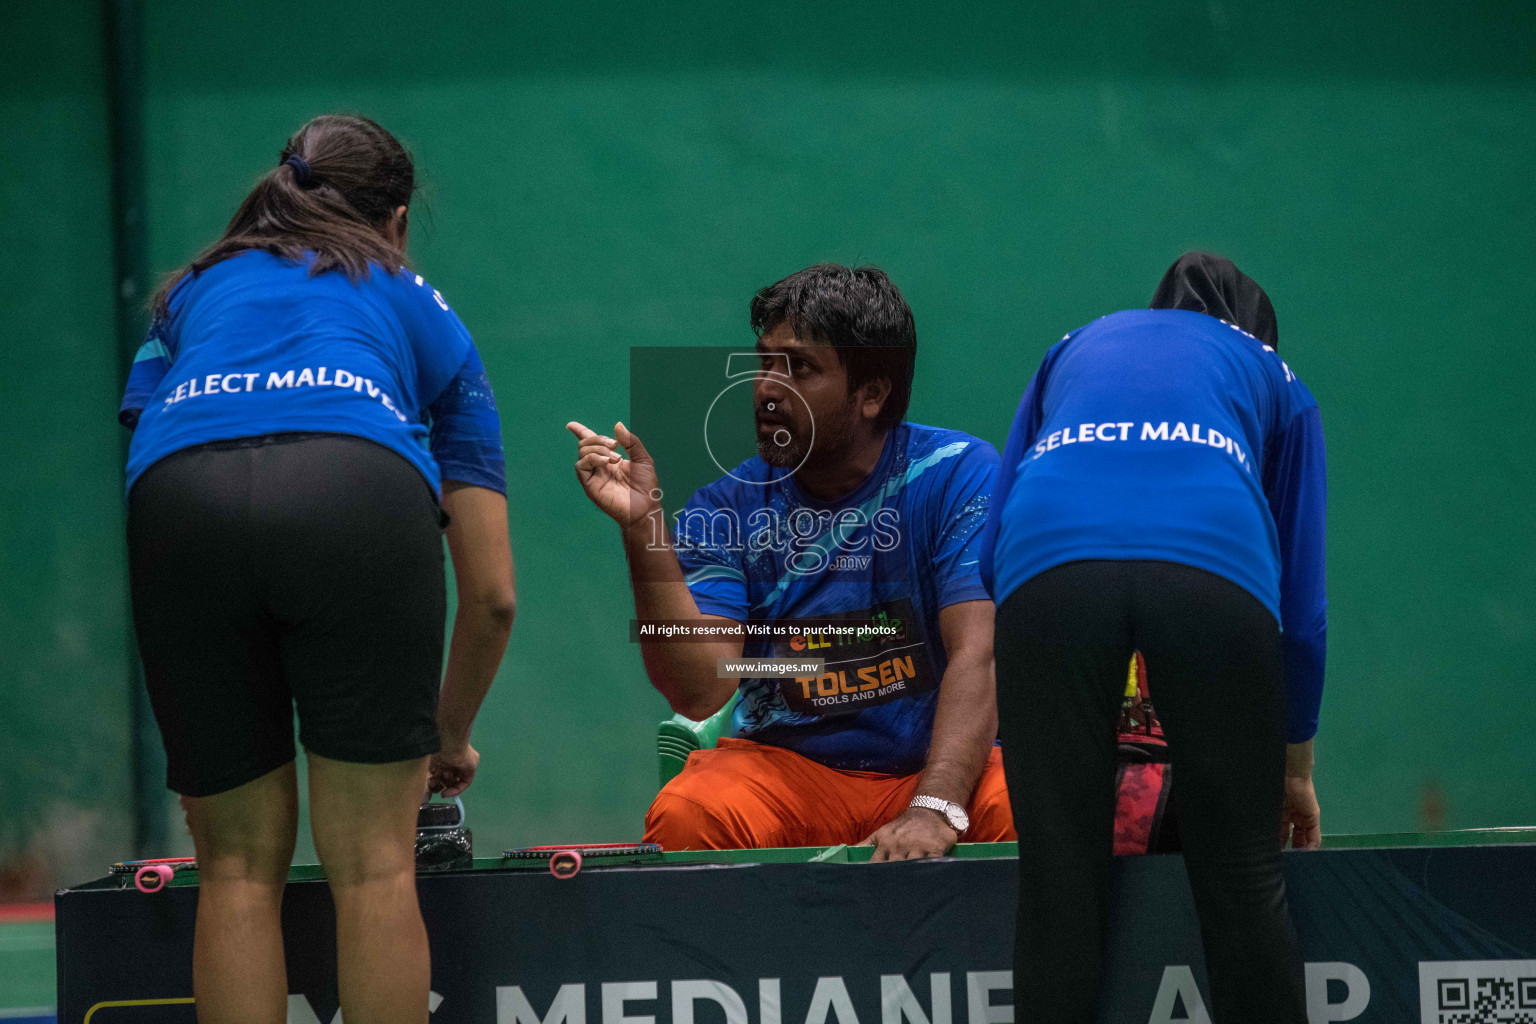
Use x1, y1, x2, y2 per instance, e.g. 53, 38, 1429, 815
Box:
621, 513, 740, 720
914, 651, 998, 807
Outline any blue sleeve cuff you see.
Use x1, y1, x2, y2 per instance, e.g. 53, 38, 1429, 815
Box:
689, 587, 750, 622
436, 455, 506, 495
120, 352, 171, 430
936, 580, 993, 610
1282, 624, 1326, 743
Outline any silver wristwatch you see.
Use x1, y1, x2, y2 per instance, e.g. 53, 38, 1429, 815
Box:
909, 795, 969, 835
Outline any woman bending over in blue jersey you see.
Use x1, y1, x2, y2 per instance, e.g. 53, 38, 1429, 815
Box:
979, 253, 1325, 1024
121, 115, 514, 1024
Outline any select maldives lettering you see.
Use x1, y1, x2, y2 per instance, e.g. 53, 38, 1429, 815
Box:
1032, 420, 1250, 471
161, 366, 408, 422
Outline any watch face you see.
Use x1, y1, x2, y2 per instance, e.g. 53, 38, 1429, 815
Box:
947, 806, 969, 833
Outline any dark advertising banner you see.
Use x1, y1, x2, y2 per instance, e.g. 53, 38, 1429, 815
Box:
57, 846, 1536, 1024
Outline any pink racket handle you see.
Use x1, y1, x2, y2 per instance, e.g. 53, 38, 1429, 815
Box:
135, 864, 174, 893
549, 850, 583, 879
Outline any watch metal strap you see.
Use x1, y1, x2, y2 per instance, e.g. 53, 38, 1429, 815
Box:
910, 794, 961, 826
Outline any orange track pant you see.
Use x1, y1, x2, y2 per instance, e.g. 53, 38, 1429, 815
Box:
644, 737, 1015, 851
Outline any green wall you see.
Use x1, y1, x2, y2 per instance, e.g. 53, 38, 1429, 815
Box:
3, 0, 1533, 882
0, 0, 135, 890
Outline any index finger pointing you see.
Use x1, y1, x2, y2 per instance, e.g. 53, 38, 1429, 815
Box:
566, 421, 599, 441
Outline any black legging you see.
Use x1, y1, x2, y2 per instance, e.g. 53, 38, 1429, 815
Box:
995, 559, 1305, 1024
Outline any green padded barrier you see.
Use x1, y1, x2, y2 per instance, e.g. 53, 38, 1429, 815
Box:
1317, 827, 1536, 849
0, 920, 55, 1016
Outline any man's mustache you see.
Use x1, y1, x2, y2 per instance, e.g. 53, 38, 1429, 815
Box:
754, 405, 795, 427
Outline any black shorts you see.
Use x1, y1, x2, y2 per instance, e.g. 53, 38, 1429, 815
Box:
128, 433, 447, 797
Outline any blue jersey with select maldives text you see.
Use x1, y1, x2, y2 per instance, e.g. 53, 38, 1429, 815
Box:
979, 308, 1328, 741
120, 251, 504, 496
676, 422, 997, 775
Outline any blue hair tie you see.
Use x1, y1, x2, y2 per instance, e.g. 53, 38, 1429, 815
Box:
283, 154, 313, 187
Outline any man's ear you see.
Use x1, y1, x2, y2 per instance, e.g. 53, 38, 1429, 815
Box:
858, 377, 893, 424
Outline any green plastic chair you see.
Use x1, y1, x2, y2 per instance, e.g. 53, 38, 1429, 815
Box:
657, 690, 741, 788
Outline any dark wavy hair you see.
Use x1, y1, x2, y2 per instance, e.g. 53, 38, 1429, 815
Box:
749, 264, 918, 431
152, 114, 416, 317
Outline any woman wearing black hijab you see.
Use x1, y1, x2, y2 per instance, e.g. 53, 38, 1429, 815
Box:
979, 253, 1326, 1022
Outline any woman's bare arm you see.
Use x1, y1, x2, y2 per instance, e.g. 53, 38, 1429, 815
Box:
430, 482, 515, 796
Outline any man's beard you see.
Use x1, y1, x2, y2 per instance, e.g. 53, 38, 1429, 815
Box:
757, 399, 857, 471
757, 430, 808, 468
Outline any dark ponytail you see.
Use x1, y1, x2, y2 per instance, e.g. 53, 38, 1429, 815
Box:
152, 114, 416, 317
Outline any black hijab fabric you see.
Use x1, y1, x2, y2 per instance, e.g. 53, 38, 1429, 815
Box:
1149, 251, 1279, 349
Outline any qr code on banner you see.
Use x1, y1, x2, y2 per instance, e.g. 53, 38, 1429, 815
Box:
1419, 961, 1536, 1024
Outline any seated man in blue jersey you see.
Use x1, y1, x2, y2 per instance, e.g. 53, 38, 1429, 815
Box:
568, 264, 1013, 857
